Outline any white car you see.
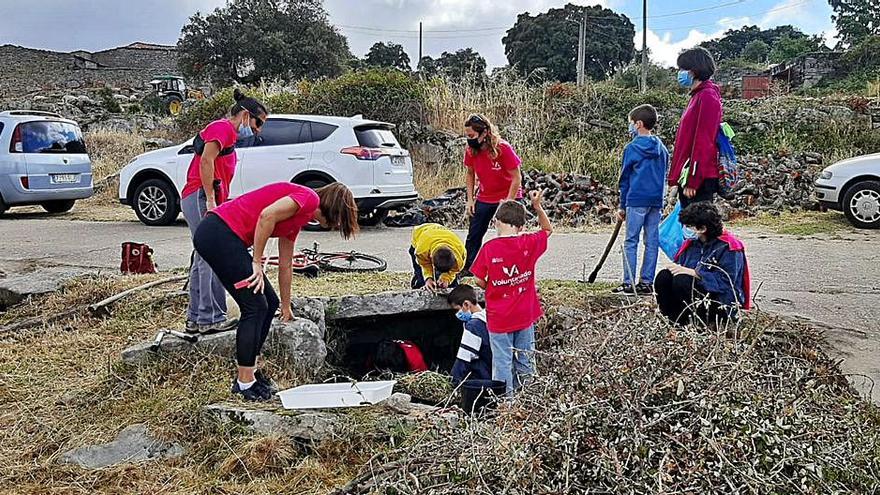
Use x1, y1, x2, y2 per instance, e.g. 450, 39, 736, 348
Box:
119, 114, 419, 226
815, 153, 880, 229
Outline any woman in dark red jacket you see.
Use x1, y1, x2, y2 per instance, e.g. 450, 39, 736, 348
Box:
669, 47, 723, 208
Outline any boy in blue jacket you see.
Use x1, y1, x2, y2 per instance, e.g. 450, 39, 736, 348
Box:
446, 284, 492, 386
615, 104, 669, 296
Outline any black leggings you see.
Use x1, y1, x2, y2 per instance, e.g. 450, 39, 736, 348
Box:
654, 269, 724, 326
679, 178, 719, 209
464, 200, 500, 272
193, 214, 279, 367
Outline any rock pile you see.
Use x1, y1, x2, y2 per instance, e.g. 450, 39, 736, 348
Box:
1, 87, 172, 133
387, 153, 822, 229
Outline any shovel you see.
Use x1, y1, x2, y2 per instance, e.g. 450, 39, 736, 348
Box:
585, 217, 623, 284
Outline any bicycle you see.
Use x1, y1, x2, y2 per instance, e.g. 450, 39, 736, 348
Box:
261, 242, 387, 274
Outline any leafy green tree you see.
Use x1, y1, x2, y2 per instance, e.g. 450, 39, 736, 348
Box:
741, 39, 770, 63
829, 0, 880, 46
612, 61, 676, 91
503, 4, 635, 82
178, 0, 351, 85
699, 25, 823, 63
418, 48, 487, 80
768, 34, 826, 63
365, 42, 411, 71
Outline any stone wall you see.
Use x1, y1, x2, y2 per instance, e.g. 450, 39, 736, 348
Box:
0, 43, 179, 100
771, 51, 843, 90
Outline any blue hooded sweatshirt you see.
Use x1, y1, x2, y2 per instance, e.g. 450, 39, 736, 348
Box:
619, 135, 669, 209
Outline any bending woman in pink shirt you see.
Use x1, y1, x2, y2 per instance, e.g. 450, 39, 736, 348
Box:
193, 182, 359, 401
669, 47, 723, 208
181, 89, 268, 335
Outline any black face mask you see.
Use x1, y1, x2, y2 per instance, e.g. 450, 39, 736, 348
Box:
467, 138, 482, 150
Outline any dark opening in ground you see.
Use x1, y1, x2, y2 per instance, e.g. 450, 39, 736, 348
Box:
327, 310, 463, 379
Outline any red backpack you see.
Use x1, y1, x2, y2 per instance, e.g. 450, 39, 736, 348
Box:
121, 242, 157, 274
374, 340, 428, 373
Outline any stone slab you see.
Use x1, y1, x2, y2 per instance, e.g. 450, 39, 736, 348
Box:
0, 264, 96, 308
326, 290, 458, 321
59, 424, 183, 470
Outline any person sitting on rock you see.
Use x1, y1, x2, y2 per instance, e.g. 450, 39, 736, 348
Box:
654, 202, 751, 326
193, 182, 358, 402
409, 223, 465, 291
447, 284, 492, 386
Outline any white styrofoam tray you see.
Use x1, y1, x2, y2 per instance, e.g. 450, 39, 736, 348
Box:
278, 380, 397, 410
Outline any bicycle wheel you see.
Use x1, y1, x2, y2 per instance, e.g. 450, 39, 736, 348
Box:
318, 251, 387, 273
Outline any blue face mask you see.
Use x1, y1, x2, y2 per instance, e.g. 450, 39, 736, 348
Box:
455, 310, 472, 322
628, 122, 638, 139
238, 122, 254, 141
677, 70, 694, 88
683, 226, 697, 240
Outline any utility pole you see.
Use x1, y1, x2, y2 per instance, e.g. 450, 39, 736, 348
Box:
640, 0, 648, 94
418, 21, 423, 68
576, 13, 586, 86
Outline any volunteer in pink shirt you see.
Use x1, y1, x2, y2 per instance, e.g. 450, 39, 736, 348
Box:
462, 113, 523, 274
193, 182, 358, 402
181, 89, 267, 335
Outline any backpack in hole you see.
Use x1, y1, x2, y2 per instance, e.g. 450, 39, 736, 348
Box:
374, 339, 428, 373
121, 242, 157, 274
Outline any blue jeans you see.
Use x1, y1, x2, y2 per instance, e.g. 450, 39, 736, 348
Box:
464, 200, 499, 272
622, 206, 661, 286
489, 325, 536, 394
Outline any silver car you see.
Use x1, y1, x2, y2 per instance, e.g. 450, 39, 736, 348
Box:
815, 153, 880, 229
0, 110, 93, 216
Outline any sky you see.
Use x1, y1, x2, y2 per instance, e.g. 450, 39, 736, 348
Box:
0, 0, 837, 68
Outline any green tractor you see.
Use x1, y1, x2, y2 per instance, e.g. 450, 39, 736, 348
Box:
149, 76, 204, 115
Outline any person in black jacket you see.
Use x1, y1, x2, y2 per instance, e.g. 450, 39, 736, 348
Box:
447, 285, 492, 385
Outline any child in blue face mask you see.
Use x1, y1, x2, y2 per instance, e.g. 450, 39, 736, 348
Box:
446, 284, 492, 386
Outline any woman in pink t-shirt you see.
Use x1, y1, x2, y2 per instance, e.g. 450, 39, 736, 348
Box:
181, 89, 268, 335
462, 113, 523, 274
193, 182, 359, 402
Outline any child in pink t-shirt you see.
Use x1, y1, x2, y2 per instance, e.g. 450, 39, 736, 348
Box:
470, 190, 552, 394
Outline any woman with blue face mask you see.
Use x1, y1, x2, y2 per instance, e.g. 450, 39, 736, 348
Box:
668, 47, 723, 209
180, 89, 268, 335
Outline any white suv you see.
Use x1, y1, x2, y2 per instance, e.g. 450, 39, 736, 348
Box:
815, 153, 880, 229
119, 114, 419, 226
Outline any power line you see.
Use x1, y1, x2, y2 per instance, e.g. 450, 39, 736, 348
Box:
650, 0, 815, 32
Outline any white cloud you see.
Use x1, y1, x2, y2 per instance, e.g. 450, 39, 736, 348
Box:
636, 28, 726, 67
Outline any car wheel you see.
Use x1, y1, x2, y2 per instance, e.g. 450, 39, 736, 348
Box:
842, 180, 880, 229
133, 178, 179, 226
0, 195, 7, 216
41, 200, 76, 214
301, 178, 330, 232
358, 208, 388, 227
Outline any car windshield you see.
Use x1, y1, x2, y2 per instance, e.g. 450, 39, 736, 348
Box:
355, 126, 400, 148
19, 121, 87, 154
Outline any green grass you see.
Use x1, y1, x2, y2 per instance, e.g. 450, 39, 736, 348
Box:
730, 210, 854, 236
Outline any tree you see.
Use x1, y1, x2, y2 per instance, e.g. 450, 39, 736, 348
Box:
829, 0, 880, 46
418, 48, 487, 80
178, 0, 351, 85
768, 34, 826, 64
503, 4, 635, 82
741, 39, 770, 63
365, 42, 411, 71
699, 25, 823, 63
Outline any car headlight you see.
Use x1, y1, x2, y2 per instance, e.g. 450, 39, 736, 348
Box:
819, 170, 833, 180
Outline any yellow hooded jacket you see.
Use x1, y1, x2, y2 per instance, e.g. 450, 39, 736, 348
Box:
411, 223, 466, 285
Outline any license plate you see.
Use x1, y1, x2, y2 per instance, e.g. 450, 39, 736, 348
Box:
391, 156, 406, 166
51, 174, 78, 184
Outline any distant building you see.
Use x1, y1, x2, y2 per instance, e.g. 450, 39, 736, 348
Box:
769, 51, 844, 90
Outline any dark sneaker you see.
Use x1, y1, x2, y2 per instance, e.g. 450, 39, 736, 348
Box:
612, 284, 636, 295
255, 369, 278, 395
635, 283, 654, 296
184, 320, 199, 334
231, 379, 272, 402
200, 318, 238, 335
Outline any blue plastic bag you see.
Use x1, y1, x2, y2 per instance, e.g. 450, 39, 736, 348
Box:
659, 202, 690, 260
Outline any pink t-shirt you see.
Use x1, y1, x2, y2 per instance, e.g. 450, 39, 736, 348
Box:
470, 230, 548, 333
212, 183, 319, 248
463, 141, 523, 204
182, 119, 238, 203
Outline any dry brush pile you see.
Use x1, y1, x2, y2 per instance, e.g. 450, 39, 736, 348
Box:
340, 304, 880, 494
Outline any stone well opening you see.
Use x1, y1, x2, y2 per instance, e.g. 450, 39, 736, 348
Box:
323, 292, 465, 379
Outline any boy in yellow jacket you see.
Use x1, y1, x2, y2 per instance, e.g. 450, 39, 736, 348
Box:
410, 223, 466, 291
